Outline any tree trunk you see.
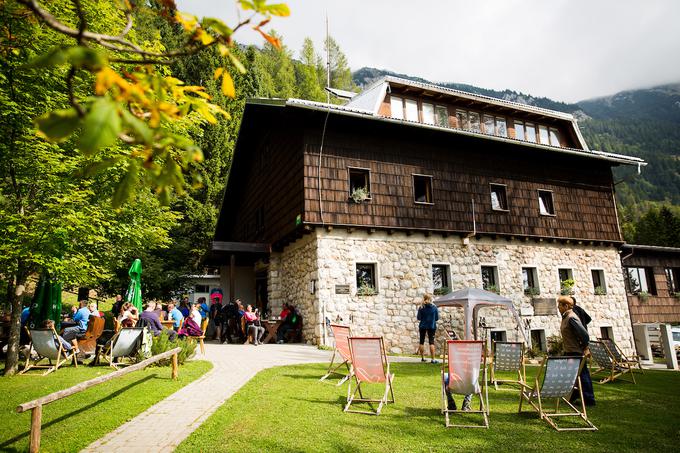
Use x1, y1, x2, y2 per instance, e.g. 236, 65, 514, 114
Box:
4, 269, 27, 376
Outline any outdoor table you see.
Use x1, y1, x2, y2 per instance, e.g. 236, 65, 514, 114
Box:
161, 320, 175, 330
262, 320, 283, 344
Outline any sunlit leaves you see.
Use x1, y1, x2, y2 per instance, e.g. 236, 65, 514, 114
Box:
36, 108, 80, 141
112, 159, 140, 208
28, 46, 107, 71
78, 98, 121, 155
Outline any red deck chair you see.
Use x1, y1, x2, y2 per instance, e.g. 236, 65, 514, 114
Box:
344, 337, 395, 415
441, 340, 489, 428
320, 324, 353, 385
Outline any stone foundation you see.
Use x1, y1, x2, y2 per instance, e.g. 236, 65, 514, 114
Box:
268, 228, 634, 355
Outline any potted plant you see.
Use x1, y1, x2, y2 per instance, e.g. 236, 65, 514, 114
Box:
350, 186, 369, 204
434, 286, 451, 296
637, 291, 649, 303
357, 282, 377, 296
673, 291, 680, 300
560, 279, 575, 295
486, 284, 499, 294
594, 286, 607, 296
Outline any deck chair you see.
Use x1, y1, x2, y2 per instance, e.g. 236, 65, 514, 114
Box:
600, 338, 643, 372
21, 328, 77, 375
188, 318, 209, 355
519, 356, 597, 431
589, 341, 636, 384
441, 340, 489, 428
99, 327, 144, 369
320, 324, 353, 385
74, 315, 105, 356
344, 337, 395, 415
490, 341, 526, 391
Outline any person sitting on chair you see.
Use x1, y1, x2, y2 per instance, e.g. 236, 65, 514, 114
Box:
140, 302, 177, 340
167, 302, 184, 331
43, 320, 72, 352
243, 304, 265, 345
62, 300, 90, 352
276, 304, 301, 344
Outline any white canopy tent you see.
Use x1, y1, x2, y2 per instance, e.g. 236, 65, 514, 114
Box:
434, 288, 529, 344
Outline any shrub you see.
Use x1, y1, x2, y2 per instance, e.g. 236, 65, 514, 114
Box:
547, 334, 563, 355
524, 287, 540, 297
594, 286, 607, 295
525, 345, 546, 359
560, 279, 575, 295
147, 330, 196, 366
357, 282, 377, 296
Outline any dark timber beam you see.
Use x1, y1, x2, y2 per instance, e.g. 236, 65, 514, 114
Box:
211, 241, 270, 254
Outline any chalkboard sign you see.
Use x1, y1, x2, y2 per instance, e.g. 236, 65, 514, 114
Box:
335, 284, 350, 294
532, 298, 558, 316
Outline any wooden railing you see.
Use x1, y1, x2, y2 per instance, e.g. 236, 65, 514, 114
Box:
16, 347, 182, 453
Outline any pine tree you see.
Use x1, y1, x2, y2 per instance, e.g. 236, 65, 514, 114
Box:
295, 38, 326, 102
324, 36, 354, 92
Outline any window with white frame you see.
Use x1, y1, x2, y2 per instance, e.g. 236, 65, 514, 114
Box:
481, 266, 499, 292
490, 184, 508, 211
539, 125, 550, 145
625, 266, 655, 295
538, 190, 555, 215
435, 105, 449, 127
592, 269, 606, 294
522, 267, 540, 295
405, 99, 419, 121
413, 174, 433, 204
356, 263, 377, 294
390, 96, 404, 120
422, 102, 435, 124
665, 267, 680, 293
348, 167, 370, 198
432, 264, 450, 294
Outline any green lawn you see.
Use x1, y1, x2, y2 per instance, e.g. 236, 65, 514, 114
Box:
178, 363, 680, 453
0, 360, 212, 452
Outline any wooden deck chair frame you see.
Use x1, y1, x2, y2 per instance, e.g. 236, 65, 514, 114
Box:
21, 327, 77, 376
320, 324, 353, 385
490, 341, 527, 391
519, 356, 597, 431
589, 340, 636, 384
99, 327, 144, 369
599, 337, 643, 373
188, 318, 209, 355
441, 340, 489, 428
344, 337, 395, 416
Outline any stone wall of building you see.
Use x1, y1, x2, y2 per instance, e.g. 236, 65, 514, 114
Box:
268, 234, 319, 343
270, 228, 634, 355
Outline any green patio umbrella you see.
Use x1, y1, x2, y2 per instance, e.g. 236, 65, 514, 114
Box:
29, 272, 62, 329
125, 258, 143, 311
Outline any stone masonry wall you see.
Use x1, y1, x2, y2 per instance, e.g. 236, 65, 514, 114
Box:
270, 229, 634, 356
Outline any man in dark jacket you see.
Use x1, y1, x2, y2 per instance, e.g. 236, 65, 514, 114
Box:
558, 295, 595, 406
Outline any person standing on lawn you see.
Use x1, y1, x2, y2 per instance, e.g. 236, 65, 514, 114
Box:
557, 295, 596, 406
416, 293, 439, 364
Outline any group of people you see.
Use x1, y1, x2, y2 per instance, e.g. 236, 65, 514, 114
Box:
208, 293, 302, 346
416, 292, 596, 411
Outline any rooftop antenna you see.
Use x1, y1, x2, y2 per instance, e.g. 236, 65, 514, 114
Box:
326, 13, 330, 104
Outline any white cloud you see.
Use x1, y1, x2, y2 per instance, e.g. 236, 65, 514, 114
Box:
176, 0, 680, 102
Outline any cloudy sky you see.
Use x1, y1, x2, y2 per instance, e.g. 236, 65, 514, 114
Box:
176, 0, 680, 103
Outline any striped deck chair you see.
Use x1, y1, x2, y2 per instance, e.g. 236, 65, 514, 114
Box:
490, 341, 526, 391
344, 337, 395, 415
320, 324, 352, 385
519, 356, 597, 431
600, 338, 643, 373
21, 328, 77, 375
99, 327, 144, 369
589, 340, 636, 384
441, 340, 488, 428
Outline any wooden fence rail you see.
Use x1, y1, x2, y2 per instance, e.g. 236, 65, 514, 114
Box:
16, 347, 182, 452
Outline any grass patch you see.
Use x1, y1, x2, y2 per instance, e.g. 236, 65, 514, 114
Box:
178, 363, 680, 453
0, 360, 212, 452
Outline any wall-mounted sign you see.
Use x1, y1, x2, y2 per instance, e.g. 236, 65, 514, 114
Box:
532, 298, 558, 316
335, 284, 350, 294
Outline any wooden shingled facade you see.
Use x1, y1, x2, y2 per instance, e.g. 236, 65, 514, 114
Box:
301, 111, 621, 243
215, 101, 625, 249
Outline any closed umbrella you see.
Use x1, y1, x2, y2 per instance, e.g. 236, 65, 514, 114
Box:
29, 273, 62, 329
125, 258, 143, 311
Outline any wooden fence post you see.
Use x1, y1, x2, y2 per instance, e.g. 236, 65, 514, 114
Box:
172, 353, 178, 380
30, 404, 42, 453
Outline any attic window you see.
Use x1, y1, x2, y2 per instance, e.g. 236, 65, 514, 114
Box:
422, 103, 435, 124
348, 167, 370, 198
405, 99, 418, 121
390, 96, 404, 120
413, 174, 433, 204
538, 190, 555, 216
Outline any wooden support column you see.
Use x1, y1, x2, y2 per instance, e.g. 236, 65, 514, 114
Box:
229, 253, 235, 303
30, 405, 42, 453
